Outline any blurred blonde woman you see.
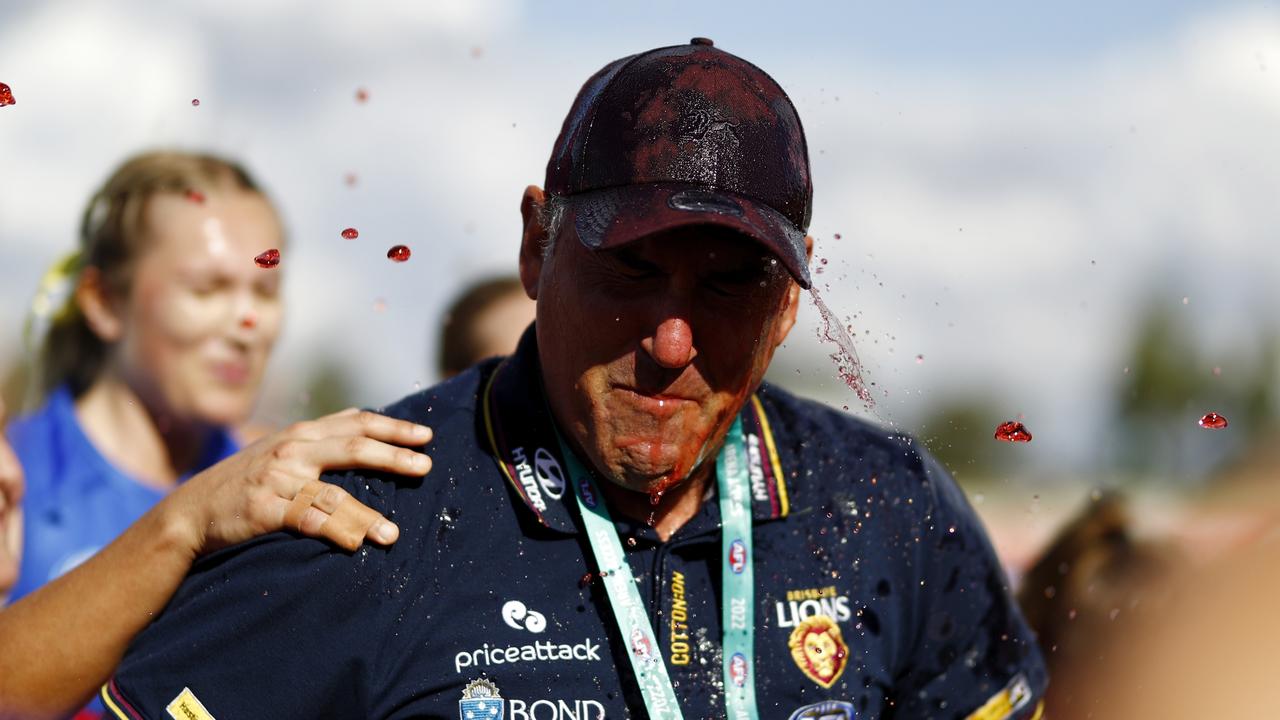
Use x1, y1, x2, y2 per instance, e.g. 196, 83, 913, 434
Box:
0, 151, 434, 718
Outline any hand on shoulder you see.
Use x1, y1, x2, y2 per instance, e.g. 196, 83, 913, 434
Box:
159, 408, 433, 557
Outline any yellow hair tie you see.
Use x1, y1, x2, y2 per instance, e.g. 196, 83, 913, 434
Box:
23, 250, 83, 354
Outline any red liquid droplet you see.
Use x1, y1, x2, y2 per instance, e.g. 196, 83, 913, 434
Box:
1198, 412, 1228, 429
0, 82, 15, 106
344, 173, 358, 187
341, 227, 359, 240
915, 354, 924, 364
191, 98, 200, 107
994, 420, 1033, 443
185, 189, 205, 204
833, 233, 842, 240
355, 87, 369, 103
254, 248, 281, 269
648, 489, 665, 507
809, 286, 875, 407
470, 46, 485, 59
387, 244, 411, 262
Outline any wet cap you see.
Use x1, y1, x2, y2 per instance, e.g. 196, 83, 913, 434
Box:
545, 38, 813, 289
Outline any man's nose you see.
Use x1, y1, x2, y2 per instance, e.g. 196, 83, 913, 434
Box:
641, 316, 698, 369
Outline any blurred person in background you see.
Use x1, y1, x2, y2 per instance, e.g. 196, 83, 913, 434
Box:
437, 275, 535, 378
1016, 492, 1178, 718
0, 151, 437, 718
6, 151, 283, 601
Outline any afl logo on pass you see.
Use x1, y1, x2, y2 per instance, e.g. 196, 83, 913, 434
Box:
577, 477, 597, 508
629, 626, 654, 661
729, 653, 749, 687
728, 539, 748, 574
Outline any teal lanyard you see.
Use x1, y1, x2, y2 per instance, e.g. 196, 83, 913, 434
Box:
558, 416, 759, 720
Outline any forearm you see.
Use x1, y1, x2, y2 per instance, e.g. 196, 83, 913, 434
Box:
0, 499, 198, 719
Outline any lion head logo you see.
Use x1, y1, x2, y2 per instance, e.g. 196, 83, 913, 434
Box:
787, 615, 848, 688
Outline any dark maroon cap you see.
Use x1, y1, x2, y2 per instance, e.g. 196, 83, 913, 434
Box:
545, 38, 813, 289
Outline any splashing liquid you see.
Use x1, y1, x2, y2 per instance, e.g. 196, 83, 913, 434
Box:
387, 245, 411, 262
994, 420, 1032, 443
1198, 412, 1228, 429
254, 248, 281, 269
341, 227, 359, 240
0, 83, 15, 106
808, 286, 874, 407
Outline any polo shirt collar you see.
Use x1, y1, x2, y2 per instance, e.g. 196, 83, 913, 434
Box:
482, 325, 792, 536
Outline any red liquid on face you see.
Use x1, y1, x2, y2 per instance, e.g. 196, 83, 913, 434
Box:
185, 189, 205, 204
648, 488, 665, 506
341, 227, 359, 240
191, 98, 200, 107
994, 420, 1032, 442
1198, 412, 1228, 429
355, 88, 369, 103
0, 83, 15, 106
387, 245, 411, 262
254, 248, 281, 269
808, 286, 875, 407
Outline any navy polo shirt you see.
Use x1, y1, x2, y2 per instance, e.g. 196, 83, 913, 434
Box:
106, 329, 1046, 720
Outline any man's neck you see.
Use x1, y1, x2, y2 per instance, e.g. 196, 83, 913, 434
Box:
597, 463, 714, 542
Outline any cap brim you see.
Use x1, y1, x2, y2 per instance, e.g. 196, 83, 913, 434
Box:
565, 183, 811, 289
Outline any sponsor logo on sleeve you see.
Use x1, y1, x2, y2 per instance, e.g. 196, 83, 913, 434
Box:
501, 600, 547, 634
459, 679, 504, 720
787, 700, 856, 720
166, 687, 216, 720
788, 615, 849, 689
964, 673, 1035, 720
775, 585, 853, 628
728, 539, 748, 574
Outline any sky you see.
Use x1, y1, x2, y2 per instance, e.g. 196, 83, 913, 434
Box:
1, 0, 1277, 477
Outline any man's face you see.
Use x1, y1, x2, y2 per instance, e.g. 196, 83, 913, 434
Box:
526, 212, 803, 497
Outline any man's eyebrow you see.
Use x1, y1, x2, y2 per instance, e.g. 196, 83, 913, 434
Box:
609, 247, 661, 270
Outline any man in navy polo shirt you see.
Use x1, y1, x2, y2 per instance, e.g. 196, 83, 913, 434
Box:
105, 39, 1046, 720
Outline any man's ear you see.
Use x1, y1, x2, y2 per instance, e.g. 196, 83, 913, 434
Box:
76, 266, 124, 343
519, 185, 548, 301
771, 234, 814, 348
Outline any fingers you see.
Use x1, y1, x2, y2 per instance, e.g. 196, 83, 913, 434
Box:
281, 480, 399, 552
294, 409, 432, 449
303, 435, 432, 477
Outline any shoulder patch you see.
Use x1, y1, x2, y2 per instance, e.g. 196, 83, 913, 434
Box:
964, 673, 1037, 720
167, 687, 216, 720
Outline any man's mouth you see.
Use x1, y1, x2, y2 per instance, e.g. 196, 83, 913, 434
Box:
613, 386, 696, 416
